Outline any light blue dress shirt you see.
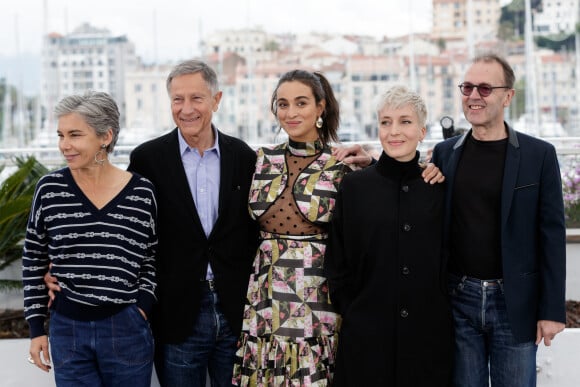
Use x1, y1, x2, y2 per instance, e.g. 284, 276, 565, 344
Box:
178, 127, 221, 280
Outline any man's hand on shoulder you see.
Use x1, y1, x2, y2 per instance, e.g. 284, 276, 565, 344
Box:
422, 163, 445, 184
333, 144, 373, 168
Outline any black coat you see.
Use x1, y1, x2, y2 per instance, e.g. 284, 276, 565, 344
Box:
128, 127, 258, 344
326, 152, 453, 387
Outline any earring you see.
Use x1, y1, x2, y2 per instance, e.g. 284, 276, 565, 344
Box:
316, 116, 323, 129
94, 144, 108, 165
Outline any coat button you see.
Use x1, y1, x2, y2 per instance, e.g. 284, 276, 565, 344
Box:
402, 223, 411, 232
400, 308, 409, 318
401, 185, 409, 192
402, 266, 410, 275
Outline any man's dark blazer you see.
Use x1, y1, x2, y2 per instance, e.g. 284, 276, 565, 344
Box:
432, 123, 566, 343
128, 126, 258, 344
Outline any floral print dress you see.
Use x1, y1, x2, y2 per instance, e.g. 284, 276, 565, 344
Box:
232, 139, 350, 386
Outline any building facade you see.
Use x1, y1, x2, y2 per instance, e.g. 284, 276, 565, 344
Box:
41, 23, 137, 129
432, 0, 502, 43
38, 16, 580, 148
534, 0, 580, 35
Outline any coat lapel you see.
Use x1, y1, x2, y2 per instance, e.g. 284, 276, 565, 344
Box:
445, 132, 468, 213
501, 126, 520, 228
439, 132, 467, 240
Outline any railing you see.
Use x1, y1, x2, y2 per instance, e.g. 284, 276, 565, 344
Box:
0, 145, 135, 169
2, 137, 580, 170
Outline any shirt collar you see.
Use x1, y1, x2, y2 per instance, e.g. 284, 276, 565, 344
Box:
178, 125, 221, 158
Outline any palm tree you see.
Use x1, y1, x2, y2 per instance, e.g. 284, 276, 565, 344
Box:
0, 157, 48, 291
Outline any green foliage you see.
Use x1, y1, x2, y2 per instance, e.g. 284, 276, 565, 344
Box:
565, 204, 580, 228
561, 159, 580, 228
500, 0, 542, 39
512, 79, 527, 119
536, 34, 576, 51
497, 21, 516, 41
0, 157, 49, 291
264, 40, 280, 52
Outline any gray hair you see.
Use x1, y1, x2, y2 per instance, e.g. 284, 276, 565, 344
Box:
375, 85, 427, 128
54, 90, 120, 153
166, 59, 219, 95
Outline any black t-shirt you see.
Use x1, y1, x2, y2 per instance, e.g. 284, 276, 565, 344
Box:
449, 135, 507, 279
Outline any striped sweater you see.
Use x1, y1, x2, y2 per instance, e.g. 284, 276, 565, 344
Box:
22, 167, 158, 338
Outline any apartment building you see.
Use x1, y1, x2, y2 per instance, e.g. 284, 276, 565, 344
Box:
537, 51, 579, 126
41, 23, 137, 128
123, 52, 248, 142
54, 17, 579, 147
432, 0, 502, 43
122, 63, 173, 144
534, 0, 580, 35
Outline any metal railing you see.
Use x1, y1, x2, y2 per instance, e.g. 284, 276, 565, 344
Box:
2, 137, 580, 170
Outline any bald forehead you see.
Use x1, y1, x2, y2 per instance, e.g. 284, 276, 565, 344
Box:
465, 61, 505, 85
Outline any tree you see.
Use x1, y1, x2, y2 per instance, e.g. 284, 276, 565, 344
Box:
497, 21, 516, 41
536, 34, 575, 51
512, 78, 526, 120
500, 0, 542, 39
0, 157, 49, 291
264, 40, 280, 52
0, 77, 6, 138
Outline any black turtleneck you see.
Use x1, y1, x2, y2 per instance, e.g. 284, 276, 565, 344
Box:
375, 150, 423, 182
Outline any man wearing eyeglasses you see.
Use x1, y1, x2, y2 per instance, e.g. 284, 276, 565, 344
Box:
431, 53, 566, 387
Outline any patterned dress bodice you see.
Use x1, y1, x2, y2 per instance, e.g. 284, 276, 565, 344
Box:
248, 139, 349, 234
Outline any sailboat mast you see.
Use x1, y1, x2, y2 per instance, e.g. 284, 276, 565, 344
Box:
15, 13, 26, 147
467, 0, 474, 59
524, 0, 540, 136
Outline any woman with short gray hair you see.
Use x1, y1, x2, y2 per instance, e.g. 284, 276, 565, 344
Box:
23, 90, 158, 386
326, 85, 453, 386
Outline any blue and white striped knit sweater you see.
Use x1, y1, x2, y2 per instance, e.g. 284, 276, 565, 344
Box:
22, 167, 158, 338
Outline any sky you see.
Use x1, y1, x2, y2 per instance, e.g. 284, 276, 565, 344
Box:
0, 0, 435, 62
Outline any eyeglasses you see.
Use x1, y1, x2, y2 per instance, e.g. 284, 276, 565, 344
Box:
458, 83, 510, 97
